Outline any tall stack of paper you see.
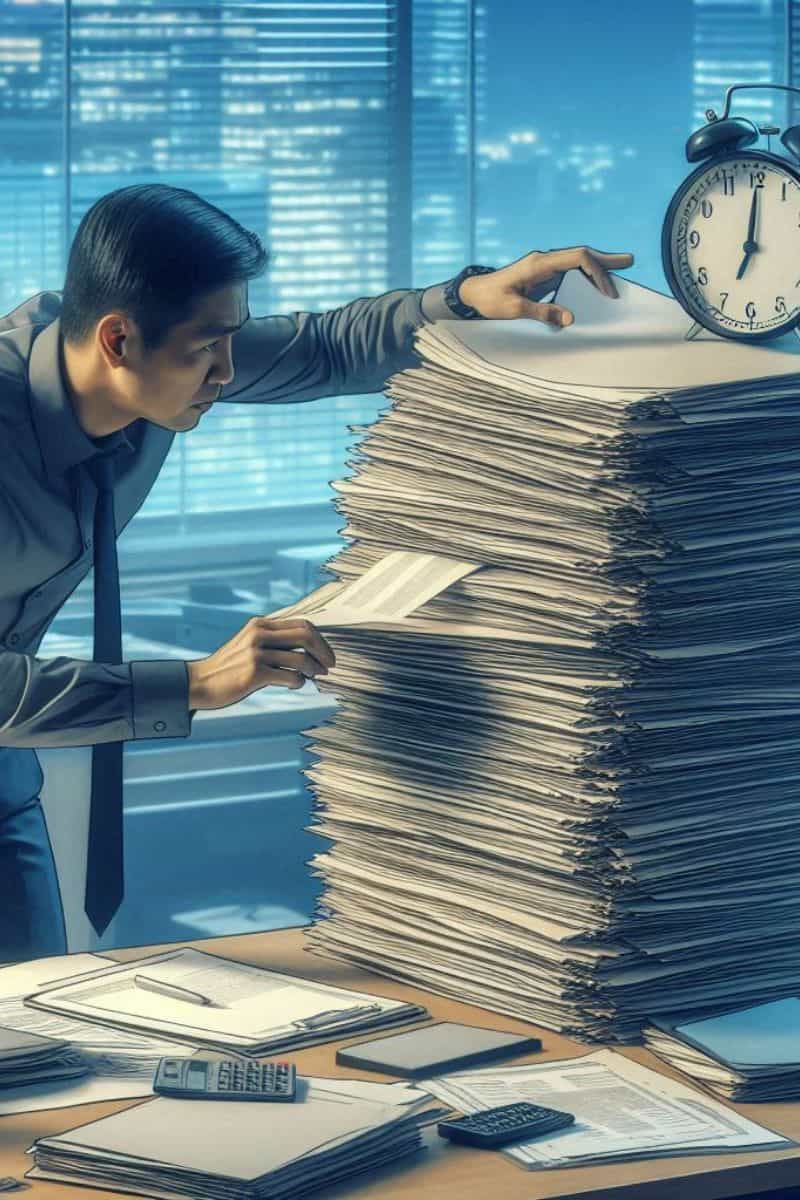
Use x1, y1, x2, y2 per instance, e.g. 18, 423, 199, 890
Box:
285, 269, 800, 1042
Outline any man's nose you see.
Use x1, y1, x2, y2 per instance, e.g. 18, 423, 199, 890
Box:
211, 344, 235, 386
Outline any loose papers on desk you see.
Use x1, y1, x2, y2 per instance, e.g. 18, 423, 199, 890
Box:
423, 1050, 790, 1169
26, 1075, 448, 1200
25, 946, 426, 1056
643, 998, 800, 1102
0, 954, 182, 1116
277, 266, 800, 1041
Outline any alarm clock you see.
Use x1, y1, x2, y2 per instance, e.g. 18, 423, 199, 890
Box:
661, 82, 800, 342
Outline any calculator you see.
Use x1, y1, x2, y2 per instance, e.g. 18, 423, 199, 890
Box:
153, 1056, 296, 1101
437, 1101, 575, 1148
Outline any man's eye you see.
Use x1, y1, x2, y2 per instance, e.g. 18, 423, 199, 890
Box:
200, 340, 219, 354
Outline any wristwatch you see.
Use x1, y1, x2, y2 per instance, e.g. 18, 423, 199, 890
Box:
443, 264, 495, 319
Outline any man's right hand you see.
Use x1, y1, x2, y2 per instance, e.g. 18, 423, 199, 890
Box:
186, 616, 336, 711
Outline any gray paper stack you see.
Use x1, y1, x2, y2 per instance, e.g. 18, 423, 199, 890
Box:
28, 1078, 445, 1198
299, 270, 800, 1042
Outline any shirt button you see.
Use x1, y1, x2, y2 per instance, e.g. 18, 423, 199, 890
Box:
153, 720, 166, 732
85, 537, 92, 549
8, 633, 19, 645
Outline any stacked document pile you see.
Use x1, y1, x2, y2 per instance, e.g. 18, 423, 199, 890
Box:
643, 997, 800, 1102
0, 1026, 88, 1089
27, 1077, 447, 1199
281, 268, 800, 1042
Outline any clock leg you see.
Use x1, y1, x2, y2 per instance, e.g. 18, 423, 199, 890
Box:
794, 325, 800, 341
684, 321, 705, 341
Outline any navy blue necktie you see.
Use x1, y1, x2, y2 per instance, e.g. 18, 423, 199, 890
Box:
84, 450, 124, 936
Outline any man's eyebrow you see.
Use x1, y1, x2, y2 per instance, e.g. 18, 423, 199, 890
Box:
192, 312, 251, 339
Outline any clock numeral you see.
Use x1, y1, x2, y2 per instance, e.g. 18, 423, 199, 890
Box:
689, 229, 700, 248
783, 180, 789, 201
776, 296, 787, 314
719, 291, 729, 312
722, 172, 735, 196
749, 170, 765, 188
701, 199, 713, 218
745, 301, 757, 323
697, 267, 709, 286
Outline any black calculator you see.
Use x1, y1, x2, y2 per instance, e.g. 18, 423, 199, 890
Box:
437, 1101, 575, 1148
153, 1056, 296, 1101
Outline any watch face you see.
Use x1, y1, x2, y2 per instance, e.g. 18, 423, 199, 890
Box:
663, 153, 800, 340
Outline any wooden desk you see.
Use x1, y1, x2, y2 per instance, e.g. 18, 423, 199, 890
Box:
3, 927, 800, 1200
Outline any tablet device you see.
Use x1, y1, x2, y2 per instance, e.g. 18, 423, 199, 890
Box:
335, 1021, 541, 1078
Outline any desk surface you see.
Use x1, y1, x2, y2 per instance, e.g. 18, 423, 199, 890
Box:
3, 927, 800, 1200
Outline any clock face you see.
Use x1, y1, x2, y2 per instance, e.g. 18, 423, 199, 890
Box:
664, 153, 800, 339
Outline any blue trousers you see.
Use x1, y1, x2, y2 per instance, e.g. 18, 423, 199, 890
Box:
0, 747, 67, 963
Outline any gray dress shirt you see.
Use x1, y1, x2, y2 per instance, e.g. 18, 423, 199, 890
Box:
0, 280, 457, 750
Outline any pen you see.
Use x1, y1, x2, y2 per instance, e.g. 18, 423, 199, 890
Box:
293, 1003, 382, 1030
133, 975, 222, 1007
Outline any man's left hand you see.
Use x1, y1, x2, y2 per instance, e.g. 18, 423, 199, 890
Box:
458, 246, 635, 330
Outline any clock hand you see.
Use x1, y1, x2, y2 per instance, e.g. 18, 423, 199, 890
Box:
746, 186, 759, 244
737, 189, 760, 279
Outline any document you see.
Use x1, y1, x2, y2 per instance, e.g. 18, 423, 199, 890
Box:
271, 548, 482, 626
25, 946, 426, 1055
0, 953, 176, 1115
423, 1050, 790, 1168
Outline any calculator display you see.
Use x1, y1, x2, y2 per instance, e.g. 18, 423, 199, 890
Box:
186, 1062, 208, 1089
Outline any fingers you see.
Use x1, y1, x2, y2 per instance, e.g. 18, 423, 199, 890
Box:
520, 300, 574, 329
253, 616, 336, 670
261, 647, 329, 679
540, 246, 634, 299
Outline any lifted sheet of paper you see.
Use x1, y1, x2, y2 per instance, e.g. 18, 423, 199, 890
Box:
274, 551, 482, 627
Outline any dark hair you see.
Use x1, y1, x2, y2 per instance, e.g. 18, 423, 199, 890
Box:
60, 183, 269, 352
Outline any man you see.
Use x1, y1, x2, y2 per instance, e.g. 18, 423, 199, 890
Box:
0, 181, 634, 962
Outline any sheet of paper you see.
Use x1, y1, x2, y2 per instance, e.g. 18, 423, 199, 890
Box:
0, 953, 109, 999
423, 1050, 790, 1168
276, 550, 482, 627
0, 1071, 155, 1116
418, 270, 800, 390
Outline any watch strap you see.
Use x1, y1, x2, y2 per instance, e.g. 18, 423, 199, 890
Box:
443, 264, 495, 319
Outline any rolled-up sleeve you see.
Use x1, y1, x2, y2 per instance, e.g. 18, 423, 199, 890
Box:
0, 650, 193, 748
220, 281, 454, 405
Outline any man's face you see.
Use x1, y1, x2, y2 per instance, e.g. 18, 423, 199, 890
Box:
100, 281, 250, 433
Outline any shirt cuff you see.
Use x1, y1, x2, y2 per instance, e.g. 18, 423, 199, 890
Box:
419, 282, 455, 323
130, 659, 194, 740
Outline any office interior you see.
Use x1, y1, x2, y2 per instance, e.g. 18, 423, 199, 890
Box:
1, 0, 792, 960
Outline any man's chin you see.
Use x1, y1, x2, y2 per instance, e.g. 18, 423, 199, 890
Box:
148, 410, 202, 432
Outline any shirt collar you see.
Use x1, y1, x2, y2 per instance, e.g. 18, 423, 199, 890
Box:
28, 313, 134, 482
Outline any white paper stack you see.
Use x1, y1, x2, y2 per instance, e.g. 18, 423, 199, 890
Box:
27, 1077, 447, 1199
291, 269, 800, 1041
